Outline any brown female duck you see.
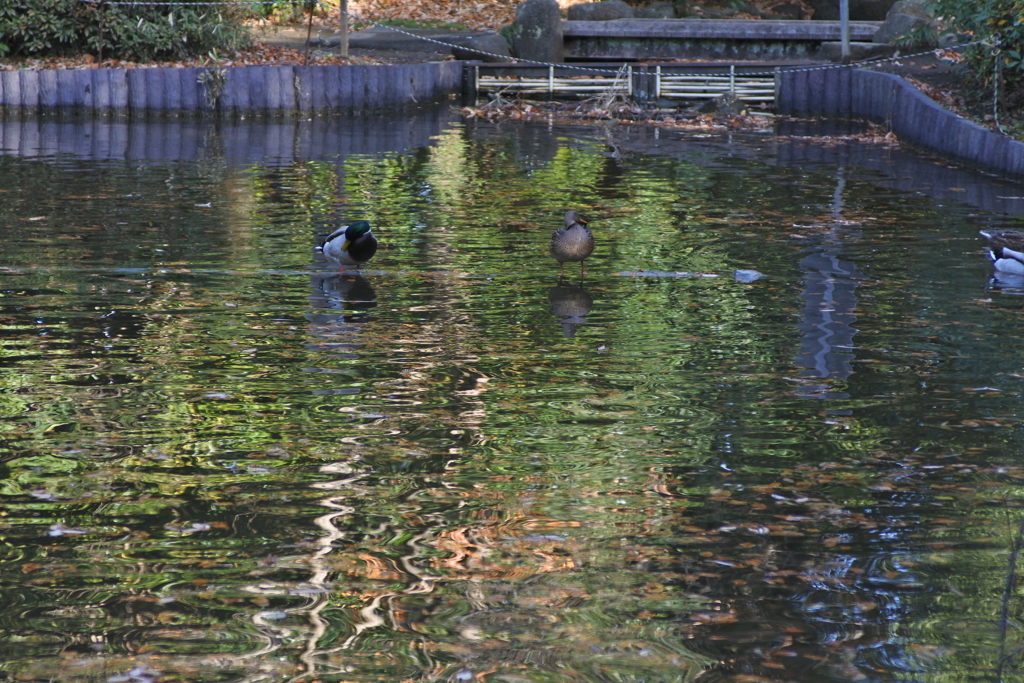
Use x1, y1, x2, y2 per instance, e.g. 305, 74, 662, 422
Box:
550, 210, 594, 277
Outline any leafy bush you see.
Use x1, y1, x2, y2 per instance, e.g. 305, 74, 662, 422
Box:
0, 0, 254, 61
929, 0, 1024, 108
893, 23, 939, 52
248, 0, 314, 25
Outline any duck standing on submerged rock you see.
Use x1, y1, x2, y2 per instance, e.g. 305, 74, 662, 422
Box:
980, 229, 1024, 274
318, 220, 378, 272
550, 209, 594, 278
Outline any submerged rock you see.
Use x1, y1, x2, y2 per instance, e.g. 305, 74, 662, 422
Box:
734, 269, 765, 283
696, 93, 746, 115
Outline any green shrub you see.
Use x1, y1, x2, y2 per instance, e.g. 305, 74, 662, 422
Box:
929, 0, 1024, 108
248, 0, 310, 24
893, 23, 939, 52
0, 0, 254, 61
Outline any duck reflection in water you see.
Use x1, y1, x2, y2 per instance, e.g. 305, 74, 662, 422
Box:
549, 283, 593, 338
989, 270, 1024, 292
306, 273, 377, 356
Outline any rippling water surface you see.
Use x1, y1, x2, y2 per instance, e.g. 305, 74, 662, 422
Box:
4, 108, 1024, 682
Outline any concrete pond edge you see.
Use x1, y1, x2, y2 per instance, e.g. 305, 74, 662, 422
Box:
776, 66, 1024, 178
0, 61, 462, 116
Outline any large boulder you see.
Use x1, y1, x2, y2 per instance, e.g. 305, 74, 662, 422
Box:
451, 33, 513, 62
510, 0, 564, 63
567, 1, 633, 20
887, 0, 933, 20
872, 11, 930, 44
633, 1, 676, 18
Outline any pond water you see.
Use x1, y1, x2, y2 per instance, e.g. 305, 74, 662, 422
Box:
3, 106, 1024, 683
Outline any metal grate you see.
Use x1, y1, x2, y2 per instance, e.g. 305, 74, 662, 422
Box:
477, 66, 630, 97
475, 64, 778, 105
655, 66, 776, 102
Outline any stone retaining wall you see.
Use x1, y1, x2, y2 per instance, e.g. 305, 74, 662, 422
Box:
562, 19, 881, 60
777, 66, 1024, 177
0, 62, 461, 116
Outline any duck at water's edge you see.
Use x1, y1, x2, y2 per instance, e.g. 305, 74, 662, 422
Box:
980, 229, 1024, 274
550, 210, 594, 278
318, 220, 378, 272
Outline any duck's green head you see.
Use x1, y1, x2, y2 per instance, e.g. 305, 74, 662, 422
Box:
346, 221, 372, 240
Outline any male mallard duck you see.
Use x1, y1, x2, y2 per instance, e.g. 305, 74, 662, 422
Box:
317, 220, 378, 272
550, 209, 594, 277
980, 229, 1024, 275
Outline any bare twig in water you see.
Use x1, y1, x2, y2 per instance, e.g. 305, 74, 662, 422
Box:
481, 87, 515, 109
575, 64, 634, 116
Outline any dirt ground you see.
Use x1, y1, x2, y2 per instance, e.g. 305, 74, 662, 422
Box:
250, 25, 453, 64
870, 51, 965, 99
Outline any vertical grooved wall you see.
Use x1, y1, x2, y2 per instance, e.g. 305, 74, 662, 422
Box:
0, 62, 462, 117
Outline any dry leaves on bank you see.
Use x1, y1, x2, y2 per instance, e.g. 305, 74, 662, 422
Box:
350, 0, 524, 30
458, 98, 778, 132
0, 43, 383, 72
342, 0, 812, 31
904, 76, 967, 117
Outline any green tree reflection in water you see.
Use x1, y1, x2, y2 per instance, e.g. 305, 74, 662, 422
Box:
1, 115, 1024, 681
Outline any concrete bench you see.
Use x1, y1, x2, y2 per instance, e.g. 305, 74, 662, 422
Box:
562, 19, 882, 60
